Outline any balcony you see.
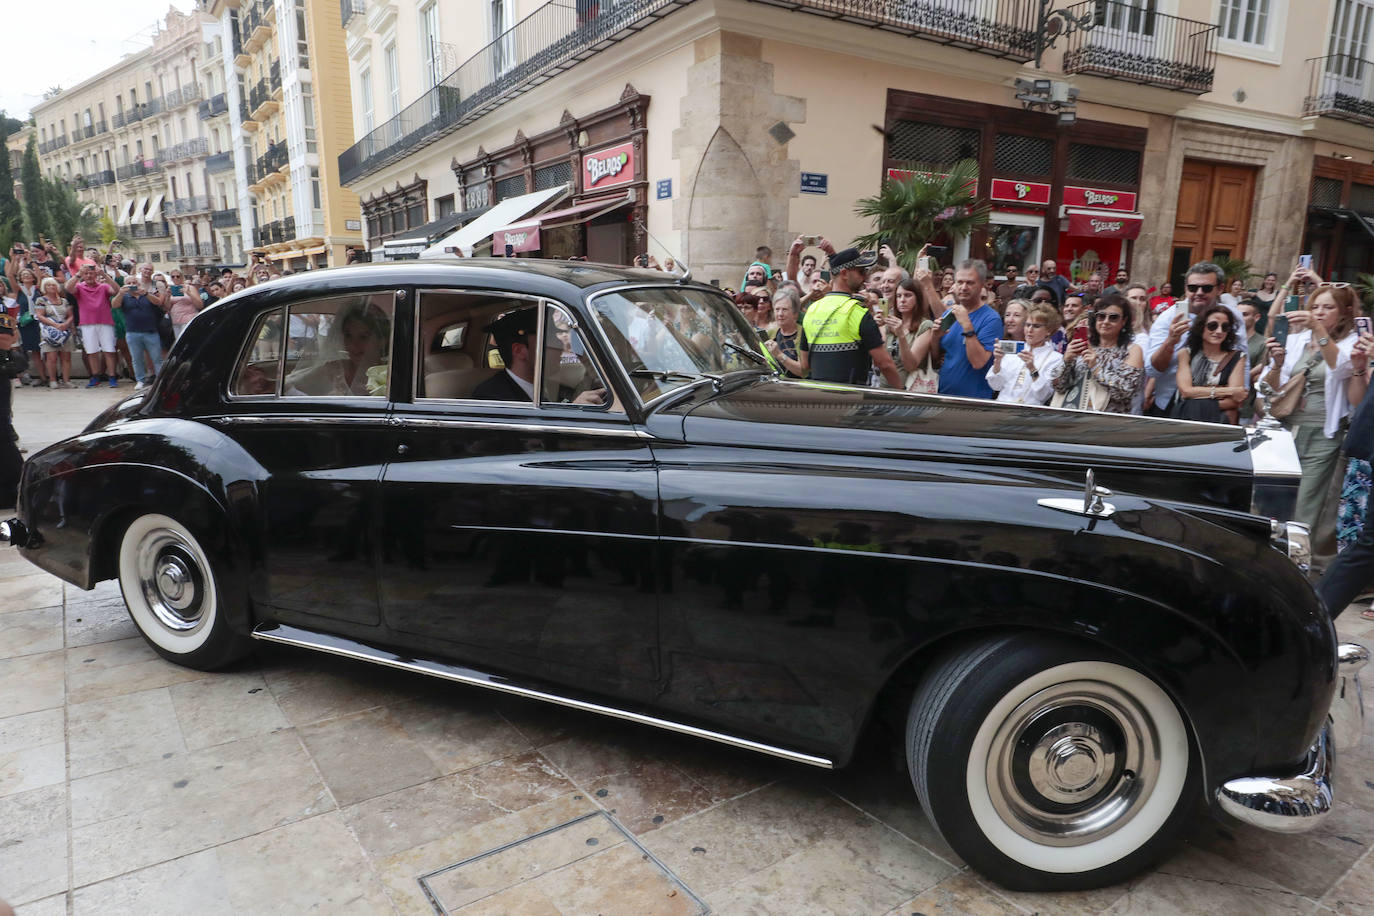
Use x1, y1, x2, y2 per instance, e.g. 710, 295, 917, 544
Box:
249, 78, 278, 120
269, 59, 282, 95
212, 208, 240, 229
283, 215, 295, 240
115, 159, 162, 181
341, 0, 365, 28
156, 138, 211, 168
1304, 54, 1374, 127
200, 93, 229, 120
352, 0, 911, 184
246, 0, 274, 52
172, 195, 213, 215
39, 135, 69, 155
130, 221, 171, 239
74, 170, 117, 190
206, 151, 235, 174
1061, 0, 1216, 94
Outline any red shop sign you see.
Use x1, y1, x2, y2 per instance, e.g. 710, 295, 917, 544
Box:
990, 179, 1052, 205
495, 224, 541, 254
1066, 210, 1143, 239
583, 141, 635, 190
1063, 185, 1137, 211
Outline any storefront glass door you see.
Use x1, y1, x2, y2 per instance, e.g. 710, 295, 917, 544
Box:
983, 213, 1042, 279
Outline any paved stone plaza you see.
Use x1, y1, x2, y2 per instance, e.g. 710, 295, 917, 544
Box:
3, 384, 1374, 915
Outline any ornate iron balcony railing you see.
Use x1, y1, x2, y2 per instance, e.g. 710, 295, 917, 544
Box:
1305, 54, 1374, 126
1060, 0, 1216, 94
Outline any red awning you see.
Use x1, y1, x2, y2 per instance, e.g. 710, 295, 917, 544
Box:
1065, 207, 1143, 240
491, 194, 632, 254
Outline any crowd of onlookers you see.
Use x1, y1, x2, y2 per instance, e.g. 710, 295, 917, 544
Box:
2, 235, 289, 391
690, 238, 1371, 581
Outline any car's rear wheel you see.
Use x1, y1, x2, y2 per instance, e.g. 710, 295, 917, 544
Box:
118, 513, 249, 670
907, 635, 1197, 891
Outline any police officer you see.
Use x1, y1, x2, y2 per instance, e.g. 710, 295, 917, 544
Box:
799, 248, 901, 387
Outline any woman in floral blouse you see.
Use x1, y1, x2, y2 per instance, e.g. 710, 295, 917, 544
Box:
1049, 290, 1144, 413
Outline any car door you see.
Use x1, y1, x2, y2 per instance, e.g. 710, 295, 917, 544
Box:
377, 288, 659, 700
221, 289, 397, 632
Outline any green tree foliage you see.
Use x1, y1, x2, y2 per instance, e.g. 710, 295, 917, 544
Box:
1211, 255, 1255, 286
0, 111, 24, 137
20, 134, 48, 242
0, 123, 22, 253
1356, 273, 1374, 313
852, 159, 990, 272
97, 213, 124, 249
44, 177, 99, 248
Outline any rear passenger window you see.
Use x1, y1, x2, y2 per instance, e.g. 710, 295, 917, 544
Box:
232, 310, 284, 397
417, 291, 536, 401
229, 292, 396, 398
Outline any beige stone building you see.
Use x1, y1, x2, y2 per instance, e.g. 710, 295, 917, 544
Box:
334, 0, 1374, 288
29, 7, 232, 269
202, 0, 364, 268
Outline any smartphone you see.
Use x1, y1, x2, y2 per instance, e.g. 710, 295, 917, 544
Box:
996, 339, 1027, 355
801, 235, 817, 245
919, 255, 933, 273
1272, 315, 1290, 348
1071, 325, 1090, 346
1284, 295, 1302, 312
925, 245, 948, 254
819, 269, 831, 282
170, 284, 184, 296
1298, 254, 1313, 271
1357, 316, 1373, 338
939, 310, 957, 333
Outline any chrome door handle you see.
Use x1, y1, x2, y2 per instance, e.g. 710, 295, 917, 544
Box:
396, 443, 409, 455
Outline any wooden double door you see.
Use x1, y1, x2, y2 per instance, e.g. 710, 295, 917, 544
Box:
1170, 160, 1257, 287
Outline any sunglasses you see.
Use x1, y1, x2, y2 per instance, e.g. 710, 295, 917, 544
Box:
1205, 321, 1232, 332
1095, 312, 1124, 323
1186, 283, 1216, 293
1319, 282, 1352, 289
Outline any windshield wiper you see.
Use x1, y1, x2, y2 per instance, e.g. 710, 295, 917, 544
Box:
722, 339, 770, 368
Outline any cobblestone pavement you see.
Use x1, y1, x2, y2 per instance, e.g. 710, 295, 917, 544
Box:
3, 383, 1374, 915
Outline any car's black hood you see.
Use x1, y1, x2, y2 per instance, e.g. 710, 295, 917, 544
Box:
668, 376, 1254, 509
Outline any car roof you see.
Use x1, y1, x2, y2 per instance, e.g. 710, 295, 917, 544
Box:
250, 258, 688, 294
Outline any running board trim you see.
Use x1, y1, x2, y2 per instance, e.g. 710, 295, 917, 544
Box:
251, 623, 835, 769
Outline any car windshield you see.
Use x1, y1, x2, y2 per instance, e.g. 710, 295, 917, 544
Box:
591, 286, 768, 401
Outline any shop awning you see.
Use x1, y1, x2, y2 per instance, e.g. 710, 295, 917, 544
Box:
389, 205, 493, 247
129, 196, 151, 225
146, 194, 166, 224
115, 199, 136, 226
491, 195, 632, 255
1064, 207, 1143, 240
420, 185, 569, 259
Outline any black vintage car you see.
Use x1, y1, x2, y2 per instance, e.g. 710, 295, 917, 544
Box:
2, 260, 1366, 891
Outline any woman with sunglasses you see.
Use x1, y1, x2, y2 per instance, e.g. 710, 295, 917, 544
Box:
1264, 283, 1363, 538
1049, 290, 1143, 413
1173, 305, 1247, 423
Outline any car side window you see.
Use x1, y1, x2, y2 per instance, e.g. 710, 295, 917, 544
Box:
417, 291, 537, 402
231, 309, 284, 397
541, 304, 612, 409
281, 293, 394, 398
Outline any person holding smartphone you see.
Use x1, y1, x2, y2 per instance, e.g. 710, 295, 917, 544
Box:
1263, 283, 1362, 543
987, 301, 1061, 405
1050, 291, 1143, 413
1146, 261, 1247, 416
114, 267, 164, 390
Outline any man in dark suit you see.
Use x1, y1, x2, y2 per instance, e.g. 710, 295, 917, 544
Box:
472, 306, 609, 406
472, 308, 539, 402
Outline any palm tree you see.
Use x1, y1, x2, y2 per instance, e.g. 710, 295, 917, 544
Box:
1211, 255, 1255, 287
44, 177, 99, 247
1356, 273, 1374, 313
852, 159, 990, 272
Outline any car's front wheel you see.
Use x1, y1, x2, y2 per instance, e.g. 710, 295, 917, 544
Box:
118, 513, 249, 670
907, 635, 1197, 891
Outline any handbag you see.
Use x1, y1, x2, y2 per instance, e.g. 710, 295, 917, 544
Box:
41, 323, 70, 347
1269, 347, 1323, 421
1169, 351, 1241, 423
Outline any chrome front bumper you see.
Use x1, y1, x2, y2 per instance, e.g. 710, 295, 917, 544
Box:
1216, 642, 1368, 832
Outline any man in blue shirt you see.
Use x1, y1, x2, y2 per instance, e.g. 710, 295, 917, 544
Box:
113, 264, 166, 390
934, 259, 1003, 399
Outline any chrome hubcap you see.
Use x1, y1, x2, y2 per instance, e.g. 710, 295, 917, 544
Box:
987, 680, 1160, 847
137, 534, 206, 632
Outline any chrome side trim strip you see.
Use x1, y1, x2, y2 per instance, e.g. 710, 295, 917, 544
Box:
251, 623, 834, 769
212, 415, 391, 427
389, 417, 652, 439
